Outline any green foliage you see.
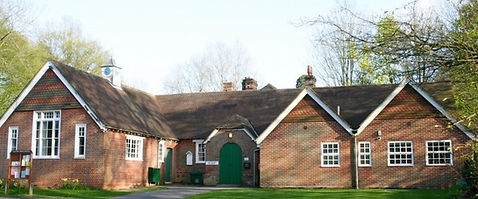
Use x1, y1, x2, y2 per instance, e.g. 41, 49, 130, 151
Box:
462, 146, 478, 198
38, 23, 109, 75
449, 0, 478, 133
60, 178, 82, 190
0, 3, 110, 116
187, 188, 449, 199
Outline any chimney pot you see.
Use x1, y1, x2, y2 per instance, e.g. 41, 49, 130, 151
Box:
242, 77, 258, 91
222, 82, 235, 92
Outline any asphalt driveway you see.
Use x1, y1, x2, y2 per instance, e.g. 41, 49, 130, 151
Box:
114, 185, 243, 199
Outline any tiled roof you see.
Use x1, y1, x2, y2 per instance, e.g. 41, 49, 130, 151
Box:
51, 61, 455, 140
53, 61, 176, 139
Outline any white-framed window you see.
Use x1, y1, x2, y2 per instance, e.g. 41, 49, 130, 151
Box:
321, 142, 340, 167
74, 124, 86, 159
193, 139, 206, 163
158, 140, 165, 163
388, 141, 413, 166
186, 151, 193, 166
358, 142, 372, 167
7, 126, 19, 159
32, 110, 61, 159
125, 135, 144, 161
426, 140, 453, 166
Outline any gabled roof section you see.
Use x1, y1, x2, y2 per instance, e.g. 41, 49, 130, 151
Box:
356, 78, 475, 140
216, 114, 257, 136
155, 88, 302, 139
52, 61, 176, 139
256, 88, 353, 144
0, 61, 106, 130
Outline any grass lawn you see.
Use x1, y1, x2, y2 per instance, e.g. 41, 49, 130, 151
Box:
186, 188, 451, 199
0, 186, 166, 199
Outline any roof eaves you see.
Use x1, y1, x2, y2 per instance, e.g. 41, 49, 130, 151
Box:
356, 78, 409, 135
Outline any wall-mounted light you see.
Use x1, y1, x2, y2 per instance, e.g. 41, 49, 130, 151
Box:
228, 132, 233, 139
377, 130, 382, 140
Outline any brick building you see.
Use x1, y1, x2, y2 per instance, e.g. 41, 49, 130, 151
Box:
0, 60, 475, 189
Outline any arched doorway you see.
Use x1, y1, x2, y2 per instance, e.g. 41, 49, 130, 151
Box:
219, 143, 242, 184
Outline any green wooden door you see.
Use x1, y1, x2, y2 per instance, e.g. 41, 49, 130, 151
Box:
165, 148, 172, 182
219, 143, 242, 184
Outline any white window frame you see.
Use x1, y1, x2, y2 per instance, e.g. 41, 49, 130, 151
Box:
74, 124, 87, 159
426, 140, 453, 166
158, 140, 165, 163
125, 135, 144, 161
358, 141, 372, 167
387, 141, 414, 166
186, 151, 193, 166
7, 126, 19, 159
321, 142, 340, 167
31, 110, 61, 159
193, 139, 206, 163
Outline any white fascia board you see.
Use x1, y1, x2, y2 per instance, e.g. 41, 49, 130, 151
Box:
256, 89, 308, 144
49, 62, 106, 131
305, 89, 353, 135
203, 129, 218, 144
256, 88, 353, 144
356, 78, 409, 135
204, 128, 257, 144
0, 62, 51, 128
408, 81, 476, 140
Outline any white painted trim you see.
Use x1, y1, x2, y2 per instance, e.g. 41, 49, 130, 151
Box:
125, 134, 144, 161
407, 82, 476, 140
387, 141, 414, 166
0, 62, 51, 128
7, 126, 19, 159
0, 61, 106, 132
49, 62, 106, 131
358, 141, 372, 167
74, 124, 87, 159
203, 129, 218, 144
356, 79, 409, 135
193, 139, 206, 163
356, 78, 475, 140
425, 140, 453, 166
321, 142, 340, 167
186, 151, 193, 166
31, 110, 62, 159
204, 128, 256, 144
256, 88, 353, 144
158, 140, 165, 163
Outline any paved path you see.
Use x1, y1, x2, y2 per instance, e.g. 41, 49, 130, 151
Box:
114, 185, 243, 199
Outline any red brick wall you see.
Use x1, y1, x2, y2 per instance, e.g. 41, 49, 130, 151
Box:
102, 131, 178, 189
357, 86, 472, 188
0, 109, 104, 188
173, 139, 205, 183
260, 96, 353, 188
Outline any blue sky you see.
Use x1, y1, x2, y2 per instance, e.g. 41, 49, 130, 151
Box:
32, 0, 431, 94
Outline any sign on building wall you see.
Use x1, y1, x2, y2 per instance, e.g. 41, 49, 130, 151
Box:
206, 161, 219, 165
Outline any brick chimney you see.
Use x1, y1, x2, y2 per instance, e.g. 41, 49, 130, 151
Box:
242, 77, 258, 90
296, 65, 317, 88
222, 82, 235, 92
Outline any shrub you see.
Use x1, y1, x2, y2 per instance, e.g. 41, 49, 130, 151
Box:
60, 178, 82, 190
463, 146, 478, 198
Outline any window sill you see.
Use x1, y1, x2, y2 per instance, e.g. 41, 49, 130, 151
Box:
126, 158, 143, 161
74, 157, 86, 160
321, 165, 340, 168
387, 165, 414, 167
426, 164, 453, 166
33, 157, 60, 160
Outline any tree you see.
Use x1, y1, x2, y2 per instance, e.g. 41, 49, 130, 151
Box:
310, 3, 361, 86
0, 1, 45, 114
37, 19, 109, 75
163, 42, 255, 93
307, 1, 453, 85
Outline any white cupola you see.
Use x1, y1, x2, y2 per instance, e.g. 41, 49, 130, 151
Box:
101, 57, 122, 88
